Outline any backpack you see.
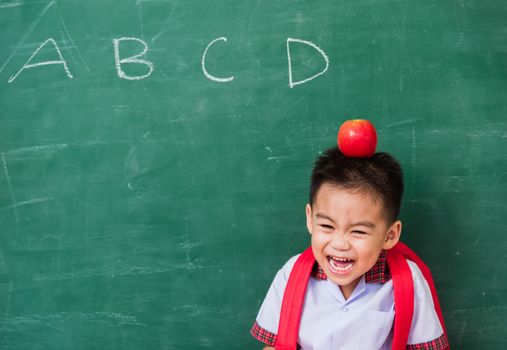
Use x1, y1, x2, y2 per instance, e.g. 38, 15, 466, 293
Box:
274, 242, 449, 350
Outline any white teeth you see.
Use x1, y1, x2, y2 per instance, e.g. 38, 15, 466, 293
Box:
329, 258, 354, 273
328, 256, 354, 274
330, 256, 352, 262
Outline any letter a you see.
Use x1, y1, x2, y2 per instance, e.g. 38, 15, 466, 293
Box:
8, 38, 73, 83
286, 38, 329, 88
113, 37, 154, 80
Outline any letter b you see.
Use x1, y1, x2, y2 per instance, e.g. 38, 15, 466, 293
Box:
113, 37, 154, 80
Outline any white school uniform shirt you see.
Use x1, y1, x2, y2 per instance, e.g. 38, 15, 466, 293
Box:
253, 252, 447, 350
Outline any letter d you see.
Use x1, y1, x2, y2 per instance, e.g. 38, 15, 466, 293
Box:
287, 38, 329, 88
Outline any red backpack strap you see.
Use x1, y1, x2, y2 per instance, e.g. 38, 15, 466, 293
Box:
275, 247, 315, 350
393, 242, 449, 349
387, 245, 415, 350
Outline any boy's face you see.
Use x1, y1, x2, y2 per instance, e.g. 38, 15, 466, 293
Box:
306, 183, 401, 299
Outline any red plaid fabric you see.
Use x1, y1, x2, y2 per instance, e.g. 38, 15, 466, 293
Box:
250, 321, 276, 347
407, 333, 449, 349
250, 322, 303, 349
311, 250, 391, 283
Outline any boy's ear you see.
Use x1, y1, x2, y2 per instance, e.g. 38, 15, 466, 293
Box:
382, 220, 402, 250
305, 203, 313, 235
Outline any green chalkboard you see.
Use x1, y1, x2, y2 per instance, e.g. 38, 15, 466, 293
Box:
1, 0, 506, 349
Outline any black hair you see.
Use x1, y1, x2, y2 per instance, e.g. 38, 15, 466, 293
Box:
309, 147, 404, 223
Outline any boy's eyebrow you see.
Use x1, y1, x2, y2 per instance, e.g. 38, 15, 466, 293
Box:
351, 221, 376, 228
315, 213, 335, 222
315, 214, 376, 228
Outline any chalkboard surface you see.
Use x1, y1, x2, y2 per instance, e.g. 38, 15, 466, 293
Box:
1, 1, 506, 349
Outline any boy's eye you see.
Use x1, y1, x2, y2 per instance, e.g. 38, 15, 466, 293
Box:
320, 224, 334, 230
352, 230, 367, 235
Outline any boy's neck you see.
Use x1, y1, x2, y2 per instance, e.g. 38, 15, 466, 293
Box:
339, 278, 362, 300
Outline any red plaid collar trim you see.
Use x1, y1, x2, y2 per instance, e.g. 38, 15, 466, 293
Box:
311, 250, 391, 283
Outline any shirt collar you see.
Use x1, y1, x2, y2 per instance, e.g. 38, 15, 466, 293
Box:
311, 250, 391, 284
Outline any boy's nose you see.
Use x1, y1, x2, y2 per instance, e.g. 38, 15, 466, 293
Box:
330, 233, 351, 250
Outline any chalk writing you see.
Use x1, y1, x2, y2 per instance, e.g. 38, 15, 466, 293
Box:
113, 37, 154, 81
286, 37, 329, 88
5, 36, 330, 87
8, 38, 73, 83
201, 37, 234, 83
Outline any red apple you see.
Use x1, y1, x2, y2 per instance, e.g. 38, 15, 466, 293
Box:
337, 119, 378, 157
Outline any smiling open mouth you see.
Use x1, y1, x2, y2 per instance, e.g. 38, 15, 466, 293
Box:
327, 256, 355, 275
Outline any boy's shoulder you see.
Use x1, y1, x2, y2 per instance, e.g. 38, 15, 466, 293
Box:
406, 259, 436, 297
276, 254, 301, 281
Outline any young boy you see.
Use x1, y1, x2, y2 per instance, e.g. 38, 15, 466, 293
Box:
251, 148, 449, 349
